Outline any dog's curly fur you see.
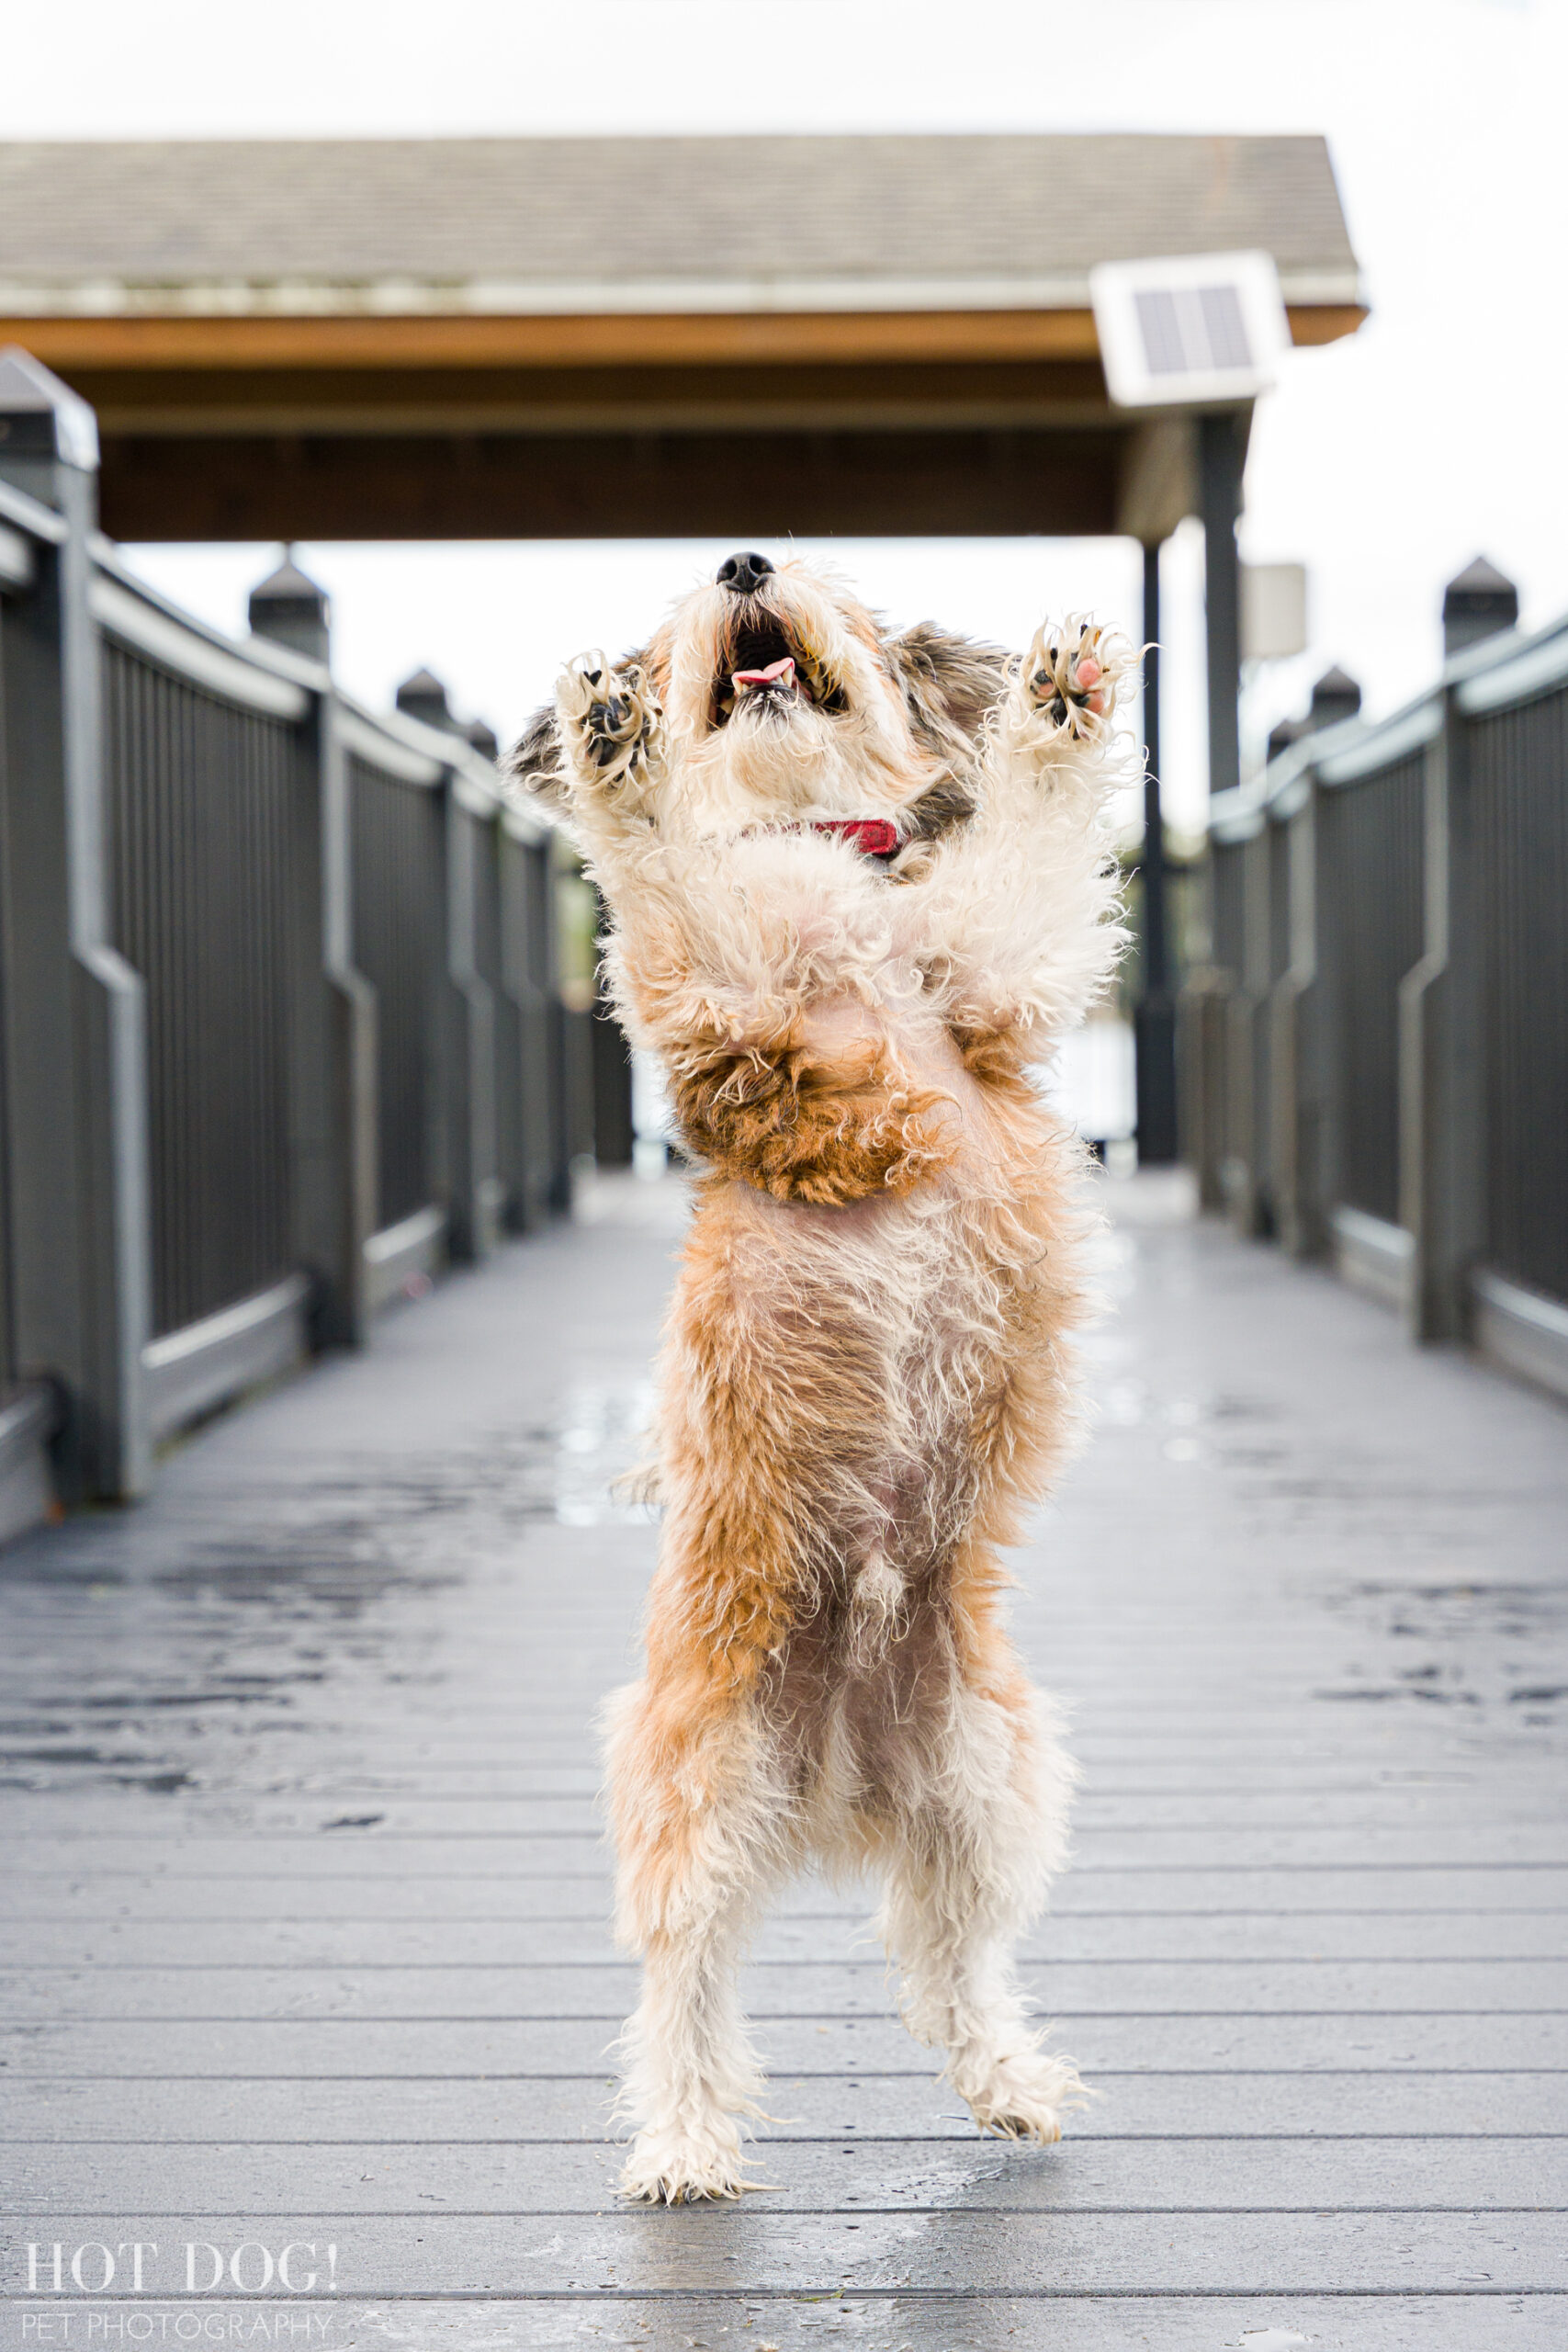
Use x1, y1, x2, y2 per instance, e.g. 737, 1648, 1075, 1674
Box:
511, 555, 1135, 2203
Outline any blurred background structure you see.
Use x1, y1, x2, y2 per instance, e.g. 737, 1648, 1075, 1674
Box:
0, 130, 1367, 1177
0, 136, 1361, 543
1184, 548, 1568, 1402
0, 103, 1564, 1538
0, 127, 1375, 1525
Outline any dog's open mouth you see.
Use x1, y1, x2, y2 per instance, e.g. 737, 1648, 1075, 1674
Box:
712, 615, 847, 729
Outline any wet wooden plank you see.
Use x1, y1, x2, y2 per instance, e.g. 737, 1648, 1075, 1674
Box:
2, 2011, 1562, 2075
87, 2295, 1568, 2352
58, 2294, 1552, 2352
1, 1182, 1564, 2337
10, 1752, 1547, 1798
2, 2209, 1563, 2295
6, 1782, 1563, 1835
5, 1865, 1566, 1921
7, 2136, 1565, 2214
6, 1824, 1563, 1871
5, 2068, 1562, 2141
4, 1907, 1566, 1965
1, 1955, 1562, 2018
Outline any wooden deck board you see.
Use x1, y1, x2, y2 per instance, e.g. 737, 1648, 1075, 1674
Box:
2, 1172, 1565, 2348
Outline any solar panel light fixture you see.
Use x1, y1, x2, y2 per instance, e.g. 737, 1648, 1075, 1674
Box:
1089, 251, 1291, 409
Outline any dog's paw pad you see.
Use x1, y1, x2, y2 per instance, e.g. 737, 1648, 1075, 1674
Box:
557, 651, 665, 794
1021, 617, 1122, 740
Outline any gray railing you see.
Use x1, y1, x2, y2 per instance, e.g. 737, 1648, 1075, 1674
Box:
347, 741, 450, 1249
1319, 737, 1427, 1232
0, 351, 611, 1528
99, 593, 304, 1343
1183, 609, 1568, 1403
1470, 673, 1568, 1312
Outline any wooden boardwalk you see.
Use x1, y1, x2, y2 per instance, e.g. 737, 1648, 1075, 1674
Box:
3, 1172, 1565, 2350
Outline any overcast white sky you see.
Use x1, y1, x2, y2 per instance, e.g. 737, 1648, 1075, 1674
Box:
7, 0, 1567, 828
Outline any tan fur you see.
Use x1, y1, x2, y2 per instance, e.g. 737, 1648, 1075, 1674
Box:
512, 557, 1135, 2202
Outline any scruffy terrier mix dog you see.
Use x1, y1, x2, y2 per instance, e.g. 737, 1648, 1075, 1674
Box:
513, 551, 1134, 2204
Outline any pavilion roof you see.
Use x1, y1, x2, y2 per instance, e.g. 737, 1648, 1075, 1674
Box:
0, 134, 1360, 316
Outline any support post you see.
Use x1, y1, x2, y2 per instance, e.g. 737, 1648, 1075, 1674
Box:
502, 822, 558, 1229
1134, 537, 1178, 1163
1273, 787, 1327, 1260
444, 786, 499, 1262
592, 1002, 636, 1168
1401, 696, 1483, 1340
318, 690, 378, 1342
249, 556, 376, 1349
1404, 561, 1517, 1339
0, 350, 151, 1497
1200, 410, 1246, 804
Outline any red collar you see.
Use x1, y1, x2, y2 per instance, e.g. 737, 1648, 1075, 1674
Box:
810, 817, 901, 861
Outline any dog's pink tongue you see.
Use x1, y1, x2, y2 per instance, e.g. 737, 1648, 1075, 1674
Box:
732, 656, 795, 691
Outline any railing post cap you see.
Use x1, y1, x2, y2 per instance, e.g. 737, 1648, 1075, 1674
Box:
0, 345, 99, 472
1444, 553, 1517, 603
1309, 664, 1362, 725
1442, 555, 1519, 656
250, 547, 329, 608
396, 667, 456, 729
463, 718, 500, 763
248, 546, 331, 662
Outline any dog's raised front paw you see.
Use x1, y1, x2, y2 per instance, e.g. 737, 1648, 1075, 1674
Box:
619, 2115, 751, 2205
960, 2047, 1089, 2145
1021, 616, 1122, 741
556, 650, 665, 802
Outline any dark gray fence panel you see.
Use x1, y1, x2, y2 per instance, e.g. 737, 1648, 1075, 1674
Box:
471, 811, 522, 1232
0, 354, 597, 1519
1190, 615, 1568, 1395
1472, 684, 1568, 1305
1176, 837, 1242, 1210
592, 882, 636, 1176
1320, 750, 1425, 1227
498, 827, 559, 1226
1241, 827, 1274, 1232
1206, 829, 1260, 1224
1268, 820, 1292, 992
0, 575, 23, 1392
1211, 835, 1247, 978
348, 754, 446, 1234
552, 848, 600, 1189
102, 641, 297, 1340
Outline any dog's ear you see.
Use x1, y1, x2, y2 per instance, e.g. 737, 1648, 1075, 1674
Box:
886, 620, 1011, 753
504, 700, 570, 816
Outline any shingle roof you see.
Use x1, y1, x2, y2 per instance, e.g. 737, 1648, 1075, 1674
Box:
0, 135, 1359, 312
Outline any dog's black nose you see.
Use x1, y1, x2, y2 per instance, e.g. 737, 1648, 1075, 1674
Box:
716, 551, 774, 594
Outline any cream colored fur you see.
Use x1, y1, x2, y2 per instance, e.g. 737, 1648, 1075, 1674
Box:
515, 557, 1135, 2203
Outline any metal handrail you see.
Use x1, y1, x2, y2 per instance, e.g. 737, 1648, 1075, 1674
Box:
1184, 598, 1568, 1400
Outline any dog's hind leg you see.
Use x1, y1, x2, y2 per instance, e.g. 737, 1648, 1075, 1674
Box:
604, 1677, 793, 2203
874, 1600, 1086, 2143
